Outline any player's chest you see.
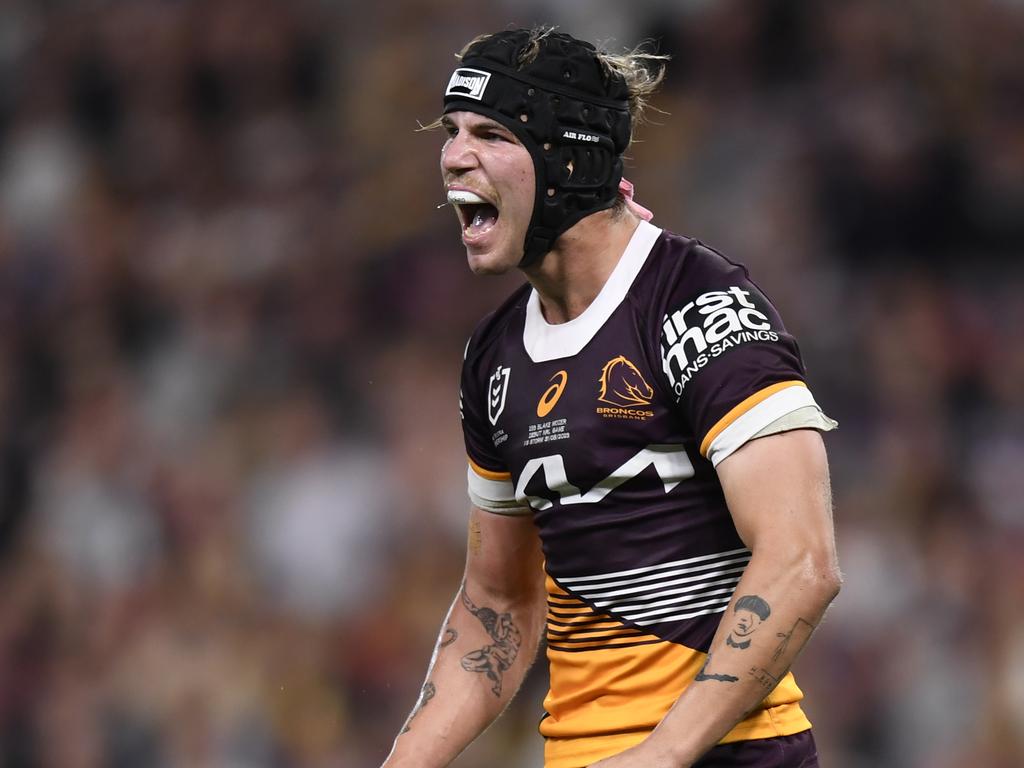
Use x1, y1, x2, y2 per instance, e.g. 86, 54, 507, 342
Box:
480, 325, 682, 474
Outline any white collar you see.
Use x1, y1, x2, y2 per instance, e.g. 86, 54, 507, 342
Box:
523, 220, 662, 363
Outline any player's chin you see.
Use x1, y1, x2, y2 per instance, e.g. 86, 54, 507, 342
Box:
465, 245, 520, 275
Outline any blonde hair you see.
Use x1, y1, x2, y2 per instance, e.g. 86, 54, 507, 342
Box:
455, 26, 669, 143
595, 47, 669, 134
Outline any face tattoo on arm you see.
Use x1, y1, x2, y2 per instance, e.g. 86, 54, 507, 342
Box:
725, 595, 772, 650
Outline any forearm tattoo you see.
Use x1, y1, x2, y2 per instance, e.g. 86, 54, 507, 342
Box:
695, 653, 739, 683
698, 594, 817, 698
770, 617, 814, 663
748, 617, 815, 694
441, 627, 458, 647
401, 681, 436, 733
459, 587, 522, 696
697, 595, 773, 685
725, 594, 771, 650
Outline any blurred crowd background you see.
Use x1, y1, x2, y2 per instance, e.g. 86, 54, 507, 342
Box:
0, 1, 1021, 766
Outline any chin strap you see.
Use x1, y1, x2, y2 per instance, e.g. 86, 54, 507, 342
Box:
618, 178, 654, 222
522, 178, 654, 267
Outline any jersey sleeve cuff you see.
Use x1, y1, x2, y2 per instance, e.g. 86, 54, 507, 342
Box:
701, 381, 834, 467
467, 461, 530, 516
751, 405, 838, 441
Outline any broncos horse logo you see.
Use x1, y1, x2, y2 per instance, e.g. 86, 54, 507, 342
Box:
598, 355, 654, 407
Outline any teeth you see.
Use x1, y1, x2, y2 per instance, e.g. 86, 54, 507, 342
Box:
447, 189, 486, 205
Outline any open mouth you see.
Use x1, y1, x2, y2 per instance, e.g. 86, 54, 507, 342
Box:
448, 189, 499, 238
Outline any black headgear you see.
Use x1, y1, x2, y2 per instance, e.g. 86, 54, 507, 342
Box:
443, 30, 632, 267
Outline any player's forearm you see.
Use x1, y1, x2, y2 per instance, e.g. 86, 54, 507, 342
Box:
382, 582, 546, 768
633, 548, 840, 767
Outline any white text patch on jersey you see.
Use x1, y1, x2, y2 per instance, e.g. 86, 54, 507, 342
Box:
660, 287, 778, 399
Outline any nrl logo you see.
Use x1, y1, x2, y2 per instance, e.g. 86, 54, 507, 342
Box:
446, 68, 491, 101
487, 365, 511, 425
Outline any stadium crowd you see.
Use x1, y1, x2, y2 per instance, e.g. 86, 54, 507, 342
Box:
0, 1, 1021, 766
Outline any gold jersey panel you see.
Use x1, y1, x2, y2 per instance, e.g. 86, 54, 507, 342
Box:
540, 578, 811, 768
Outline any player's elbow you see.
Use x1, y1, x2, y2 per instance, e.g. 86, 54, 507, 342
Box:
795, 545, 842, 608
814, 558, 843, 605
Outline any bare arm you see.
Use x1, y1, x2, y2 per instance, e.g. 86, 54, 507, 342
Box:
591, 429, 842, 767
381, 506, 546, 768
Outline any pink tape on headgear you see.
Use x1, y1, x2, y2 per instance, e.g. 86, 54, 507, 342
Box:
618, 178, 654, 222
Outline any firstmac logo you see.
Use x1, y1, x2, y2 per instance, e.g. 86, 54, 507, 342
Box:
446, 68, 491, 101
660, 287, 778, 397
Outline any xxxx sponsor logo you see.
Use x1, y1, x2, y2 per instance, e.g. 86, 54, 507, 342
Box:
596, 356, 655, 420
537, 370, 568, 418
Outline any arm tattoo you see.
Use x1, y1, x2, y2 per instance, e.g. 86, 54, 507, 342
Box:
441, 627, 458, 647
695, 653, 738, 684
459, 588, 522, 696
400, 681, 436, 733
468, 519, 482, 556
748, 666, 782, 693
748, 617, 816, 694
771, 618, 814, 663
725, 595, 771, 650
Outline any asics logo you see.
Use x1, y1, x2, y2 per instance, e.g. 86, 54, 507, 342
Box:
537, 371, 568, 418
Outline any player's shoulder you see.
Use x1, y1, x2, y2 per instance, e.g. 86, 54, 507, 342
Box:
639, 228, 755, 297
463, 281, 532, 368
627, 228, 761, 327
631, 228, 794, 361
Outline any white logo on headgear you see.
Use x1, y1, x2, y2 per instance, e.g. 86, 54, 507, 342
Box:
562, 129, 599, 143
446, 68, 491, 101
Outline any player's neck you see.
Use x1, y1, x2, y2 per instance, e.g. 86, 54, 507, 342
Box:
524, 209, 641, 325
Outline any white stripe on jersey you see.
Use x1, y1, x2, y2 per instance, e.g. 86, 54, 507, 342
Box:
559, 547, 751, 584
561, 555, 751, 594
556, 547, 751, 627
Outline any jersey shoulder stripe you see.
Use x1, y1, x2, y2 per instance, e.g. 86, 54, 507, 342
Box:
468, 456, 511, 481
700, 380, 807, 456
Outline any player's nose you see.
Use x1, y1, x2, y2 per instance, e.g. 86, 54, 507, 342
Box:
441, 129, 479, 176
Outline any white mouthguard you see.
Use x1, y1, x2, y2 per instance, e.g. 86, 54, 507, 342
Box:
447, 189, 487, 205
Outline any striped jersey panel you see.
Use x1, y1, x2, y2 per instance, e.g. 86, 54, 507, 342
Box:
555, 547, 751, 628
545, 578, 662, 653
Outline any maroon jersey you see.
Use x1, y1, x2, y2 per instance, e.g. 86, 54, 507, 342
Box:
460, 222, 832, 768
